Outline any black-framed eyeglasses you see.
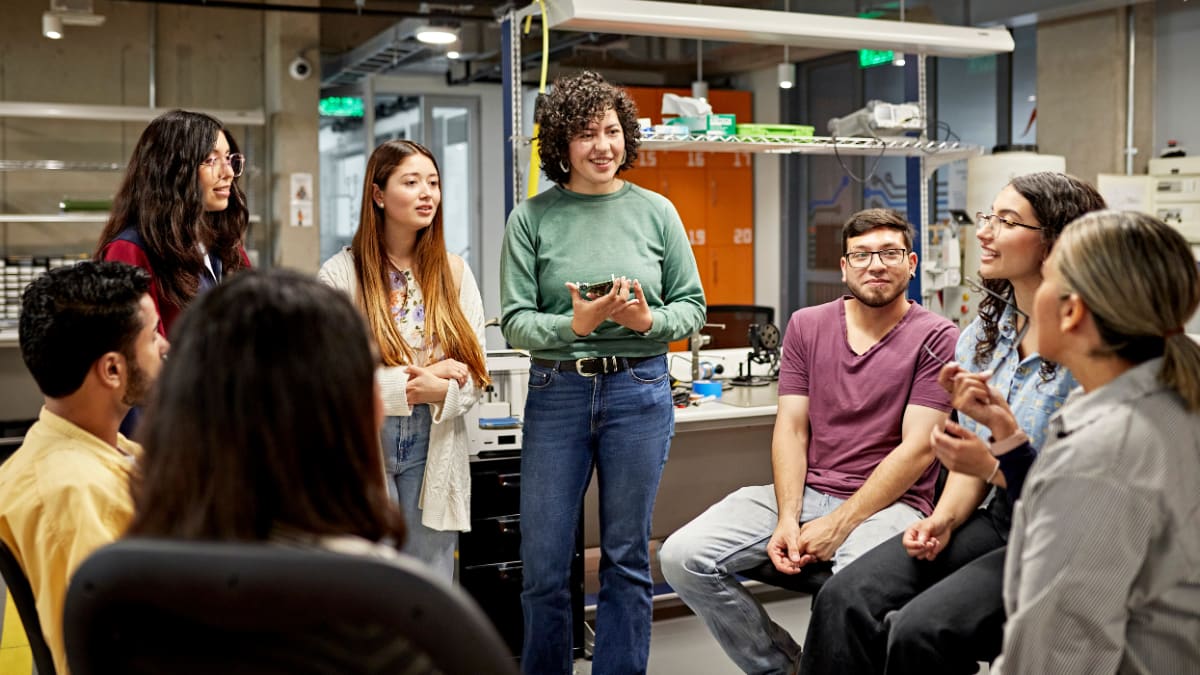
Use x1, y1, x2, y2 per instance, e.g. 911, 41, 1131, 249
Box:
843, 248, 908, 268
975, 211, 1041, 232
199, 153, 245, 178
965, 276, 1030, 346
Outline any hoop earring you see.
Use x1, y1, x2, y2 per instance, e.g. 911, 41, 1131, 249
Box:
559, 160, 569, 174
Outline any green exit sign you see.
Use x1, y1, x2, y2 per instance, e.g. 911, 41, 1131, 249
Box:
319, 96, 364, 118
859, 49, 894, 68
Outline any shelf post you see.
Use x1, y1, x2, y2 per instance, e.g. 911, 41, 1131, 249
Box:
904, 53, 929, 303
502, 11, 522, 218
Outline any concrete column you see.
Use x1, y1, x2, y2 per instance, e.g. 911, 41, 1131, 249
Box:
264, 4, 321, 272
1036, 5, 1155, 183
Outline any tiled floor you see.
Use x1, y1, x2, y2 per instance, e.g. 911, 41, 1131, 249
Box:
575, 594, 813, 675
0, 588, 35, 675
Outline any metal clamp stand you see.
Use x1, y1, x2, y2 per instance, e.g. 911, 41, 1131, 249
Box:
731, 323, 780, 387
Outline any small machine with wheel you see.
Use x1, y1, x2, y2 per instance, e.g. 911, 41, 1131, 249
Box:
731, 322, 780, 387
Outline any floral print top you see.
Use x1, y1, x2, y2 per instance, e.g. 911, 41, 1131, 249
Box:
389, 267, 441, 366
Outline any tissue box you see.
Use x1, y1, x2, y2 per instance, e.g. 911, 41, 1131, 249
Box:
665, 114, 737, 138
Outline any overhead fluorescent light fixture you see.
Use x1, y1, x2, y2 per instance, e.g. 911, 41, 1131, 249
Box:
537, 0, 1014, 58
42, 12, 63, 39
416, 24, 459, 45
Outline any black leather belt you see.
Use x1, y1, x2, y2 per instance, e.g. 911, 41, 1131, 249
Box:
530, 355, 657, 377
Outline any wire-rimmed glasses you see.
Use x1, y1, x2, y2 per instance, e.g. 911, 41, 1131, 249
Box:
843, 248, 908, 269
975, 211, 1041, 232
964, 276, 1030, 347
199, 152, 245, 178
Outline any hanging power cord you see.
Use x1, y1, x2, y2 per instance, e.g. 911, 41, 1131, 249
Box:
524, 0, 550, 198
830, 130, 889, 185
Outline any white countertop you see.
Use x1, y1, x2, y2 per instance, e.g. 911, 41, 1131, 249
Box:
674, 381, 777, 432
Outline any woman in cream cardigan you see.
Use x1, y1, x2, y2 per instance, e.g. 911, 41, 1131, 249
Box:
319, 139, 488, 580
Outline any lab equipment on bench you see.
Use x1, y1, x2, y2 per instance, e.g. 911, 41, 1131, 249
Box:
465, 350, 529, 455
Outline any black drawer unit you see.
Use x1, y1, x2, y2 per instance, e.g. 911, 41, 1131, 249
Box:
460, 451, 584, 660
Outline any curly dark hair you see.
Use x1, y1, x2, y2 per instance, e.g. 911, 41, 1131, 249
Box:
973, 171, 1106, 379
535, 70, 641, 186
96, 110, 250, 311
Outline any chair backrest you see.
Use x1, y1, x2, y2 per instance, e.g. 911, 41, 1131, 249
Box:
0, 539, 57, 675
698, 305, 776, 350
64, 538, 519, 675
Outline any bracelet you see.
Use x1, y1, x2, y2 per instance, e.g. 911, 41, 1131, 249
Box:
985, 457, 1001, 485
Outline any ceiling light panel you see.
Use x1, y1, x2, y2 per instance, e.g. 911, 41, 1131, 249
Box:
538, 0, 1014, 58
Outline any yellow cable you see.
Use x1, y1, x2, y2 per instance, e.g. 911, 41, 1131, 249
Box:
526, 0, 549, 198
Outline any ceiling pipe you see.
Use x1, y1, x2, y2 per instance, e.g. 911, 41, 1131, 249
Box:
446, 32, 612, 86
113, 0, 495, 22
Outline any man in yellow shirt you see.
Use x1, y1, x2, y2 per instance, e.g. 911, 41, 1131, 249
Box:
0, 261, 168, 674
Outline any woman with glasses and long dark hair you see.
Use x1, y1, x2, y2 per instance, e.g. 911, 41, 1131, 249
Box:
800, 172, 1106, 674
96, 109, 251, 338
319, 139, 488, 581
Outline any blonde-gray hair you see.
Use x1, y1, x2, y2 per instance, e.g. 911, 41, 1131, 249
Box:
1053, 210, 1200, 410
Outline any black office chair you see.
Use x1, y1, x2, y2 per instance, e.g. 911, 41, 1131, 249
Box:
64, 539, 519, 675
0, 539, 56, 675
697, 305, 776, 350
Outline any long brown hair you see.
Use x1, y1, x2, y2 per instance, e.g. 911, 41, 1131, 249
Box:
127, 269, 405, 545
96, 110, 249, 309
974, 171, 1106, 379
352, 140, 488, 387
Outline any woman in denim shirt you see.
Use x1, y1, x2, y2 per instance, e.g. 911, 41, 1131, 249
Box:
800, 172, 1106, 674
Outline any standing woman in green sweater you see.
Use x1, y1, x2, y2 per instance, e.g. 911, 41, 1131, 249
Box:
500, 71, 706, 675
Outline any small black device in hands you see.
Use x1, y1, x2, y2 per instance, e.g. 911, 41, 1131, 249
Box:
576, 274, 616, 297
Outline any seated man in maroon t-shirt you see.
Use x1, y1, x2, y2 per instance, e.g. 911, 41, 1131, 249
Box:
660, 208, 958, 675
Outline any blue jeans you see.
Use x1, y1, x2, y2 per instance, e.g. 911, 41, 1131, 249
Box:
381, 404, 457, 580
519, 355, 674, 675
659, 485, 922, 675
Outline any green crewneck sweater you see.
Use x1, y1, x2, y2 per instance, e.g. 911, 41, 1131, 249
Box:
500, 182, 706, 360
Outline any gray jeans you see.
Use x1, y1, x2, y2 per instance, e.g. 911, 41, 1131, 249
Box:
659, 484, 922, 675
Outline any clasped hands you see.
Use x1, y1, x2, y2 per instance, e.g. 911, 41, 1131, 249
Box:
404, 358, 469, 405
767, 514, 847, 574
565, 276, 653, 337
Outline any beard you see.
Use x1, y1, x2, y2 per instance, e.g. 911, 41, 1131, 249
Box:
121, 358, 152, 408
847, 276, 909, 308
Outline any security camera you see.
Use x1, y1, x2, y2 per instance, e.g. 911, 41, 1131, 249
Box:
288, 56, 313, 81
